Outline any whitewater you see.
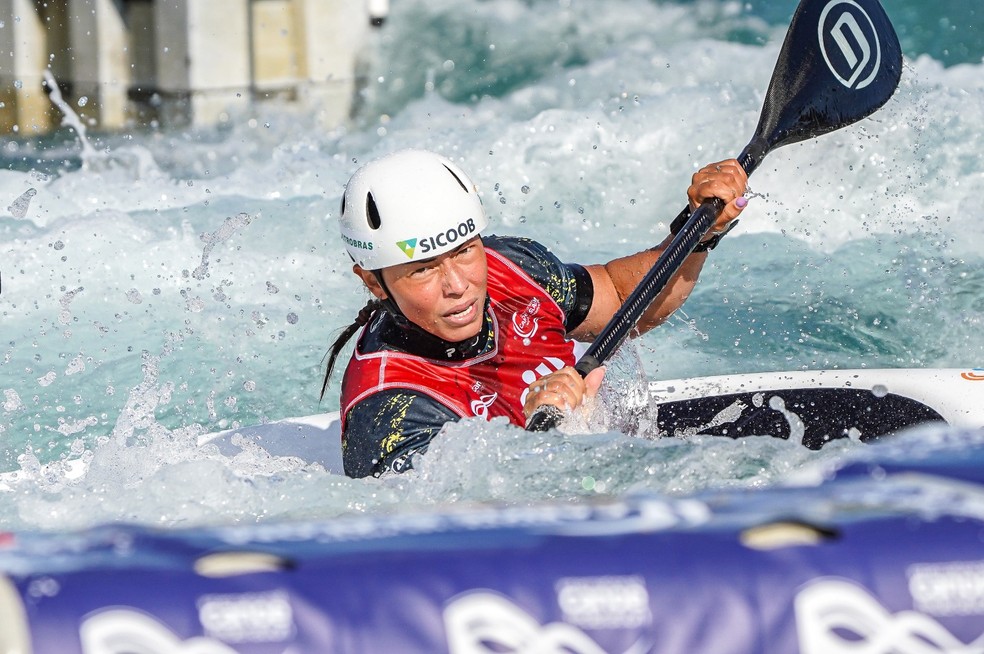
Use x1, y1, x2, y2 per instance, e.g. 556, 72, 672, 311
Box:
1, 0, 982, 532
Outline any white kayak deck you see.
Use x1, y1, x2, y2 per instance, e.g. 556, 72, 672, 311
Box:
199, 367, 984, 476
2, 368, 980, 489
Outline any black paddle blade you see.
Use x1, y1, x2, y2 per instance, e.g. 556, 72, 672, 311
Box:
754, 0, 902, 156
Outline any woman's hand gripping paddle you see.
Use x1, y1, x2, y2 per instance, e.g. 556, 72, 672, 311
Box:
527, 0, 902, 432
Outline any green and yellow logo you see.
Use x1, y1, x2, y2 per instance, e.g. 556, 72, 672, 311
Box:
396, 238, 418, 259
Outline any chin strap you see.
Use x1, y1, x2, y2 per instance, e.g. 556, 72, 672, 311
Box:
371, 270, 411, 328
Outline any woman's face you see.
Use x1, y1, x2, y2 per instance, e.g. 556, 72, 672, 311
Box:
357, 237, 489, 342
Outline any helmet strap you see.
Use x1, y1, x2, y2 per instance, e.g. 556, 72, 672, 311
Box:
371, 270, 411, 328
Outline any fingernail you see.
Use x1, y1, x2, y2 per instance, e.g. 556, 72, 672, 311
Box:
736, 197, 748, 208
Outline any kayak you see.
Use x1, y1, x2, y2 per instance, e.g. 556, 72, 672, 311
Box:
644, 367, 984, 448
199, 367, 984, 476
2, 367, 978, 492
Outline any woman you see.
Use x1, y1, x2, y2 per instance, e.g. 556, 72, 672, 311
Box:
323, 149, 747, 478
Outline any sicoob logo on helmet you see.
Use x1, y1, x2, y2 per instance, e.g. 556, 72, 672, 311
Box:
818, 0, 881, 90
395, 218, 478, 260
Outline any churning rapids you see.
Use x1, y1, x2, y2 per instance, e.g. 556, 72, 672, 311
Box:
1, 0, 982, 532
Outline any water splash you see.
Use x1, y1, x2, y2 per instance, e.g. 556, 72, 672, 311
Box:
7, 188, 37, 218
109, 350, 174, 445
192, 213, 254, 281
42, 69, 98, 164
57, 287, 84, 327
0, 0, 981, 534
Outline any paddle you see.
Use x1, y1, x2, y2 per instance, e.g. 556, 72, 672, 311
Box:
527, 0, 902, 432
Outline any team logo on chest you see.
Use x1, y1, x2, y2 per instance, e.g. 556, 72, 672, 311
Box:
511, 297, 542, 340
469, 381, 499, 419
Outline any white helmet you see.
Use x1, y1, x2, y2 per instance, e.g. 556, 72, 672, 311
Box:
339, 149, 488, 270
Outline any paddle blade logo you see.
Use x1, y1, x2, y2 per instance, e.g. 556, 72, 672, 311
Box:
395, 238, 417, 259
818, 0, 881, 89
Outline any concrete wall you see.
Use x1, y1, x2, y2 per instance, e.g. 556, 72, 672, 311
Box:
0, 0, 377, 134
69, 0, 130, 130
0, 0, 55, 134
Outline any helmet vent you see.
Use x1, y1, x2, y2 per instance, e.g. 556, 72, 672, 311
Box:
443, 165, 469, 192
339, 193, 346, 217
366, 192, 382, 229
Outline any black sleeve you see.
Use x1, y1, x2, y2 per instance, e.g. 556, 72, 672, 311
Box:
341, 389, 460, 478
483, 235, 594, 333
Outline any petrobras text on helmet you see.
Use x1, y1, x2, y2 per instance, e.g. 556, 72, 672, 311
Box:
415, 218, 478, 256
342, 234, 374, 250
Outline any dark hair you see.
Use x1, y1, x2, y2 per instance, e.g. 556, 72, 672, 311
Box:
320, 299, 383, 401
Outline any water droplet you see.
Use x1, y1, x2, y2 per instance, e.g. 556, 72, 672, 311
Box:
521, 185, 530, 194
871, 384, 888, 398
243, 380, 256, 392
286, 312, 298, 325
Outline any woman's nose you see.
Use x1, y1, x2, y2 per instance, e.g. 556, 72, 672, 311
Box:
440, 262, 468, 293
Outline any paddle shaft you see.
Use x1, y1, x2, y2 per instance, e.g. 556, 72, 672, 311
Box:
575, 138, 767, 378
524, 140, 766, 432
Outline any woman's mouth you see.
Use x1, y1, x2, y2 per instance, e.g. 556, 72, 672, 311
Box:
444, 300, 477, 324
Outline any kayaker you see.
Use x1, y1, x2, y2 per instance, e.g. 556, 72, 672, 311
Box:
323, 149, 747, 478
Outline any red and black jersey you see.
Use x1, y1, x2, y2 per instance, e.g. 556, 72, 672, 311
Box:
338, 235, 593, 478
342, 248, 579, 428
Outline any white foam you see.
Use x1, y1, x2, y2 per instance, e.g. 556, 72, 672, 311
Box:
1, 0, 982, 531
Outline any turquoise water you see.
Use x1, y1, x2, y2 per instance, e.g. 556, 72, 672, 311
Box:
1, 0, 982, 531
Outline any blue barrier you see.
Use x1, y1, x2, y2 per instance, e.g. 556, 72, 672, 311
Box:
4, 428, 984, 653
